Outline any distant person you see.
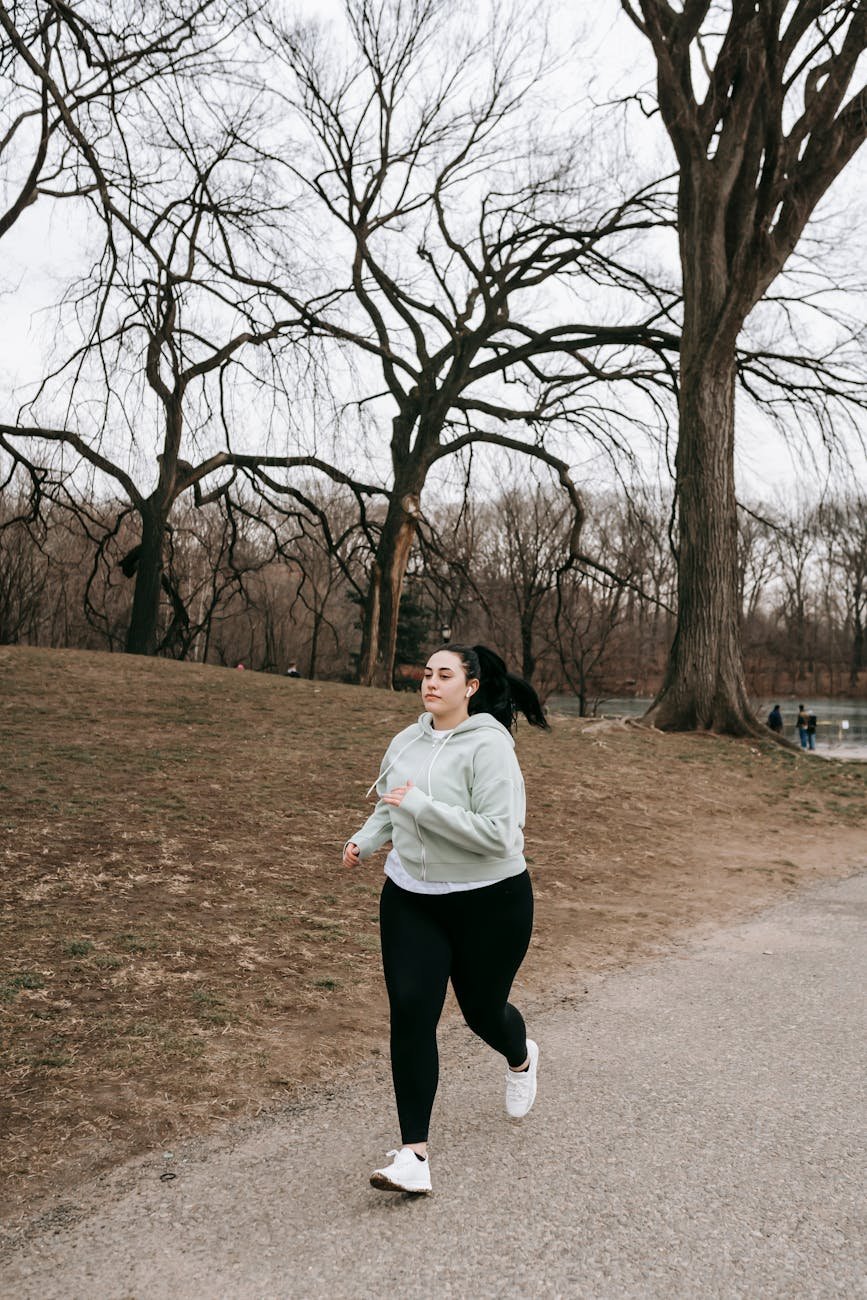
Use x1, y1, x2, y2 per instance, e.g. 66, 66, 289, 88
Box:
236, 662, 245, 671
767, 704, 784, 734
285, 661, 301, 678
807, 711, 818, 751
796, 704, 809, 749
343, 644, 547, 1196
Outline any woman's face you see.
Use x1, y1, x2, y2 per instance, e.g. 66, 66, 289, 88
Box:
421, 650, 478, 720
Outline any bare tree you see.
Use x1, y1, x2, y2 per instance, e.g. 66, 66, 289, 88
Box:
622, 0, 867, 731
0, 0, 230, 241
769, 501, 819, 691
806, 501, 841, 694
236, 483, 370, 677
0, 4, 340, 655
469, 477, 571, 683
0, 491, 49, 642
231, 0, 680, 687
609, 486, 677, 693
738, 506, 777, 625
818, 492, 867, 688
550, 571, 628, 716
550, 491, 672, 712
412, 488, 484, 651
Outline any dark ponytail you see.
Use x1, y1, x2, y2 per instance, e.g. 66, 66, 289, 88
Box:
440, 643, 549, 732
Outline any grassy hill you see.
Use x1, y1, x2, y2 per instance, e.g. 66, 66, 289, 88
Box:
2, 645, 865, 1219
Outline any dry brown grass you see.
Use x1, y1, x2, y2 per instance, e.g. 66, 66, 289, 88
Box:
2, 644, 865, 1221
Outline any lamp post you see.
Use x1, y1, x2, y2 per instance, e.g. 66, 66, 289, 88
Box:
440, 623, 452, 644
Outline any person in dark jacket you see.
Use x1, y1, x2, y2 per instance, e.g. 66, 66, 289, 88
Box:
767, 704, 784, 734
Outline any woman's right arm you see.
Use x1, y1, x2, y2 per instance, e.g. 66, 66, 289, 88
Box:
344, 740, 399, 863
346, 800, 394, 861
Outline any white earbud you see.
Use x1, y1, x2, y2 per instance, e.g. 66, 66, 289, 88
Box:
466, 688, 473, 698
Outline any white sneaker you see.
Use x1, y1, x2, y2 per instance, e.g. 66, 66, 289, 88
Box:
505, 1039, 539, 1118
370, 1147, 432, 1194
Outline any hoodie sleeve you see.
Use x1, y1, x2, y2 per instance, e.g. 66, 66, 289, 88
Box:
346, 735, 406, 860
397, 737, 523, 857
347, 800, 393, 860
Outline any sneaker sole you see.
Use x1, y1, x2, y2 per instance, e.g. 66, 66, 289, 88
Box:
369, 1172, 431, 1195
506, 1090, 537, 1119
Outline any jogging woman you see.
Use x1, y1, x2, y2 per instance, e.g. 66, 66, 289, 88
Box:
342, 644, 548, 1194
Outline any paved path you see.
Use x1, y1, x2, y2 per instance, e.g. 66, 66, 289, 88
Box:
4, 873, 866, 1299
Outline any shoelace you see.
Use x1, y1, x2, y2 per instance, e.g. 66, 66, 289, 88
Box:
365, 738, 419, 798
506, 1068, 532, 1094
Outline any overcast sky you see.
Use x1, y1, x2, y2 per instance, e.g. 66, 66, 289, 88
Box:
1, 0, 865, 502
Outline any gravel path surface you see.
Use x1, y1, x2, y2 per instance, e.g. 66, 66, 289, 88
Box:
4, 872, 866, 1299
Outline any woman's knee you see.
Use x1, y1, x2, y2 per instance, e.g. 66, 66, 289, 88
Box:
387, 980, 442, 1035
459, 999, 506, 1041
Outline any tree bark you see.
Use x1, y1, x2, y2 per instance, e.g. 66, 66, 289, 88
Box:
520, 611, 536, 684
308, 599, 323, 679
358, 488, 422, 688
646, 346, 756, 734
642, 143, 760, 733
125, 500, 167, 655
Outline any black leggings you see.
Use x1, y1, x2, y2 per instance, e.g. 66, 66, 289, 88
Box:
379, 870, 534, 1143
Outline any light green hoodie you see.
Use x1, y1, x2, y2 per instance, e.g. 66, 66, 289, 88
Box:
349, 712, 526, 883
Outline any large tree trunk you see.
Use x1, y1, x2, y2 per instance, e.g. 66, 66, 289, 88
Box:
126, 396, 185, 657
125, 500, 167, 655
577, 661, 587, 718
520, 611, 536, 683
647, 157, 760, 736
358, 490, 421, 688
646, 348, 757, 734
308, 597, 324, 679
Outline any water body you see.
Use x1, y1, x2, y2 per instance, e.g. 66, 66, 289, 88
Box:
547, 696, 867, 760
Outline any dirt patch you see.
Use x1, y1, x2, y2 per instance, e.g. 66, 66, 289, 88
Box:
2, 646, 865, 1223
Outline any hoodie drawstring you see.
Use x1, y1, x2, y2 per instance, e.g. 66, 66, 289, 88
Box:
367, 729, 457, 801
419, 732, 455, 882
365, 736, 420, 799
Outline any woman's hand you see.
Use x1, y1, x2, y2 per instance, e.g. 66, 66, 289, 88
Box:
342, 841, 361, 868
382, 779, 414, 808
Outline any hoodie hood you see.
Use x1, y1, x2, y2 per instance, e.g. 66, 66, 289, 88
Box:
415, 711, 515, 746
364, 711, 513, 799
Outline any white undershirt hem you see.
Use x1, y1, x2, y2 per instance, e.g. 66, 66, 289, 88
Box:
384, 849, 499, 895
